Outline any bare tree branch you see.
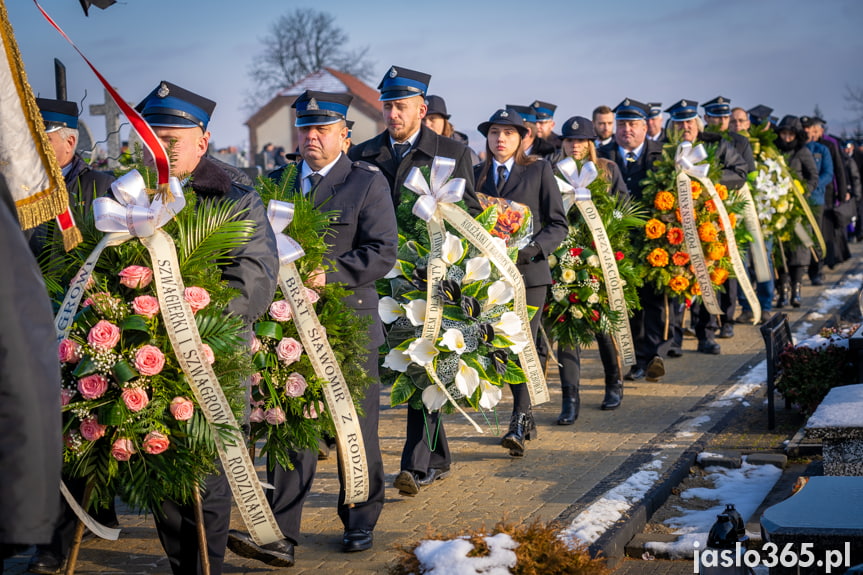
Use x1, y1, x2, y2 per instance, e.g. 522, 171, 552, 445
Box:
245, 9, 375, 110
846, 84, 863, 122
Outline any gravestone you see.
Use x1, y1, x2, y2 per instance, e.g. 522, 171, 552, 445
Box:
89, 88, 122, 169
805, 384, 863, 476
760, 312, 793, 429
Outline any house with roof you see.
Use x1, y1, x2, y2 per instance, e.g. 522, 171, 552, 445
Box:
245, 68, 383, 162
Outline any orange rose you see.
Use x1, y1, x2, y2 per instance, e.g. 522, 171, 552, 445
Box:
669, 275, 690, 293
691, 281, 702, 295
705, 199, 718, 213
647, 247, 669, 267
707, 242, 726, 260
698, 222, 718, 243
645, 218, 667, 240
715, 183, 728, 201
675, 208, 682, 223
672, 251, 690, 266
710, 267, 729, 285
666, 227, 684, 245
654, 191, 675, 211
719, 212, 737, 230
691, 180, 702, 200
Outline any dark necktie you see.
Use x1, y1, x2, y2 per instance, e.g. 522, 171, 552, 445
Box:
625, 151, 637, 164
393, 142, 411, 161
496, 165, 508, 193
307, 173, 322, 194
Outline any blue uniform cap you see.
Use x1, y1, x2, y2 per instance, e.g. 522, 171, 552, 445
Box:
666, 99, 699, 122
506, 104, 538, 124
292, 90, 352, 127
703, 96, 732, 117
613, 98, 649, 121
136, 81, 215, 130
378, 66, 431, 102
531, 100, 557, 121
36, 98, 78, 132
647, 102, 663, 119
747, 104, 774, 126
560, 116, 596, 140
477, 108, 528, 138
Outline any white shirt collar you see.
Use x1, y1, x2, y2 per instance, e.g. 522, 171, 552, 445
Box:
492, 157, 514, 186
389, 128, 421, 151
618, 142, 645, 160
300, 153, 342, 194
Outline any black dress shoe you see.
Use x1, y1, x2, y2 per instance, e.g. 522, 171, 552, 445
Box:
342, 529, 374, 552
28, 549, 63, 575
600, 380, 623, 410
393, 470, 420, 496
718, 324, 734, 339
646, 356, 665, 382
227, 530, 295, 567
417, 467, 450, 486
697, 340, 721, 355
810, 275, 823, 286
736, 310, 754, 324
667, 348, 684, 358
624, 366, 645, 381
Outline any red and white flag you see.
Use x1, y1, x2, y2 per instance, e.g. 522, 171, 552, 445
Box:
0, 0, 80, 248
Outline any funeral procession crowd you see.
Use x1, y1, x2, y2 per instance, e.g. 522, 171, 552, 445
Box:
4, 58, 863, 575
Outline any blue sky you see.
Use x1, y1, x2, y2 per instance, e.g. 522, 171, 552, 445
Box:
8, 0, 863, 153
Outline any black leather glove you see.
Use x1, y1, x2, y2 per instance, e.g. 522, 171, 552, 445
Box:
516, 242, 542, 265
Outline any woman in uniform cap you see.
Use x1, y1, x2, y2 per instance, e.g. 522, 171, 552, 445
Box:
474, 108, 567, 456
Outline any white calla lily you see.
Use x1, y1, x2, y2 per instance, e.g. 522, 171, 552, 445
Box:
493, 311, 522, 336
407, 338, 438, 366
378, 296, 404, 324
454, 360, 480, 396
462, 257, 491, 283
440, 328, 467, 354
486, 280, 514, 307
507, 331, 531, 354
490, 236, 508, 254
422, 384, 449, 411
441, 232, 464, 264
384, 262, 402, 279
478, 379, 503, 409
382, 348, 411, 372
404, 299, 427, 326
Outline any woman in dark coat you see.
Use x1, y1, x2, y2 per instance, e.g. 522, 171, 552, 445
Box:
774, 115, 818, 307
473, 108, 567, 456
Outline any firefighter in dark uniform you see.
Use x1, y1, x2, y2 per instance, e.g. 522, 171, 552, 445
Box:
666, 99, 748, 357
507, 104, 557, 159
349, 65, 479, 496
598, 98, 668, 382
531, 100, 562, 151
646, 103, 666, 143
228, 91, 397, 564
135, 81, 279, 575
27, 98, 117, 575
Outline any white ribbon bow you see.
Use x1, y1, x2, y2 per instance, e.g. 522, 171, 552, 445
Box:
403, 157, 466, 221
555, 158, 598, 212
267, 200, 305, 266
93, 170, 185, 237
675, 141, 710, 179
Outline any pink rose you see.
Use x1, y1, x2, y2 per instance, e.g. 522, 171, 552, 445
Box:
77, 374, 109, 400
121, 388, 150, 412
284, 372, 307, 398
170, 397, 195, 421
79, 416, 107, 441
111, 438, 136, 461
134, 345, 165, 376
87, 320, 121, 351
250, 337, 262, 354
184, 287, 210, 312
201, 343, 215, 365
269, 300, 293, 322
82, 297, 94, 308
265, 407, 286, 425
276, 337, 303, 364
58, 339, 81, 363
303, 401, 325, 419
251, 372, 262, 387
60, 388, 75, 406
142, 431, 170, 455
118, 265, 153, 289
249, 407, 265, 423
305, 288, 320, 304
132, 295, 160, 318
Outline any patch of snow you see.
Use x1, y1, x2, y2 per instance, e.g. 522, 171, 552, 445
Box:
414, 532, 518, 574
806, 383, 863, 429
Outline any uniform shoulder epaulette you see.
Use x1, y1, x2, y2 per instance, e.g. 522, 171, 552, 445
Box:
352, 161, 379, 172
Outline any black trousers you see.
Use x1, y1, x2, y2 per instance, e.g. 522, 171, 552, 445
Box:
630, 285, 671, 369
154, 464, 231, 575
509, 285, 546, 414
268, 353, 385, 543
558, 332, 620, 389
401, 402, 451, 474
